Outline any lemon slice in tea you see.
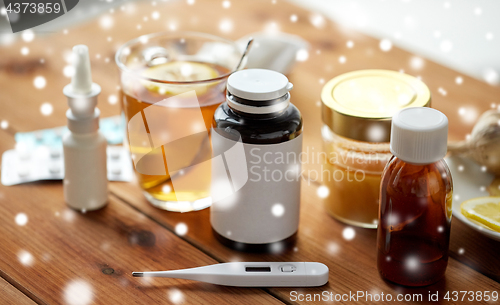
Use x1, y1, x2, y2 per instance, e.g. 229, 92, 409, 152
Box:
141, 61, 219, 96
461, 196, 500, 232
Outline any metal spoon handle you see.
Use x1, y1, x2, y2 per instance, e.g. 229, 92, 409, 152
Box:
234, 38, 254, 72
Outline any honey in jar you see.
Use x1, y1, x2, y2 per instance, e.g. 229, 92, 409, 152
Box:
320, 70, 431, 228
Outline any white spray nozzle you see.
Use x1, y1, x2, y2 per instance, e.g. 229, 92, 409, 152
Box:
63, 44, 101, 119
71, 45, 93, 95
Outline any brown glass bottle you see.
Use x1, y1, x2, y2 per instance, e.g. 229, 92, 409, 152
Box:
377, 156, 453, 286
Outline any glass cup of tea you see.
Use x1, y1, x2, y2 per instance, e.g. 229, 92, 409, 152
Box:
115, 32, 242, 212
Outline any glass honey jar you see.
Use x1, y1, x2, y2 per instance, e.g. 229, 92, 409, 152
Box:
320, 70, 431, 228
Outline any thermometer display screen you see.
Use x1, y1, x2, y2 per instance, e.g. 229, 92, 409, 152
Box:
245, 266, 271, 272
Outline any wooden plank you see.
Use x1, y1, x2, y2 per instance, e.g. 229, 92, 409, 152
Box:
111, 182, 500, 304
0, 132, 283, 305
0, 277, 37, 305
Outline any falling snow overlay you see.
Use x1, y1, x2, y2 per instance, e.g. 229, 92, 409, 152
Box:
0, 0, 498, 302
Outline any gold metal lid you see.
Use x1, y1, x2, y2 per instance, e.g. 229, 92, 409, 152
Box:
321, 69, 431, 142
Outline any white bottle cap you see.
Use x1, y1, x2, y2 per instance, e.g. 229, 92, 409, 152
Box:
390, 107, 448, 165
227, 69, 293, 101
226, 69, 293, 114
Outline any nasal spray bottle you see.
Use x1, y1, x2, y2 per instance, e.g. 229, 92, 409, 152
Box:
63, 45, 108, 211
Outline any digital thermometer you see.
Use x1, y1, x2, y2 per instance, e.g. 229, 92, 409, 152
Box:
132, 262, 329, 287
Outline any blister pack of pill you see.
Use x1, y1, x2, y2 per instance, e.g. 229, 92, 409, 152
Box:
1, 145, 134, 186
14, 115, 125, 150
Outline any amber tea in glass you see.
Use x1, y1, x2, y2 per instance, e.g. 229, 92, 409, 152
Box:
115, 32, 241, 212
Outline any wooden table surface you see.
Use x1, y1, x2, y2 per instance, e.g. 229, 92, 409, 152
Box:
1, 0, 500, 304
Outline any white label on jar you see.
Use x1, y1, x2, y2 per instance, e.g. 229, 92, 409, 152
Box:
211, 129, 302, 244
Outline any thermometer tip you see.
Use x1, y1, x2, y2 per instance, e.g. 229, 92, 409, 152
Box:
132, 272, 144, 277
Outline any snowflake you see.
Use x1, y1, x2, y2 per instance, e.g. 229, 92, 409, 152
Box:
162, 184, 172, 194
264, 21, 280, 33
34, 76, 46, 89
64, 280, 94, 305
483, 68, 499, 85
21, 47, 29, 56
309, 14, 325, 29
295, 49, 309, 62
168, 21, 177, 31
139, 35, 148, 44
327, 242, 339, 254
63, 65, 75, 77
317, 185, 329, 198
99, 15, 114, 29
63, 209, 76, 222
379, 39, 392, 52
270, 241, 285, 253
342, 227, 355, 240
405, 257, 419, 271
15, 213, 28, 226
168, 289, 184, 304
108, 95, 118, 105
40, 103, 53, 116
458, 106, 478, 124
410, 57, 424, 70
271, 203, 285, 217
18, 250, 34, 266
367, 125, 386, 142
22, 30, 35, 42
175, 223, 188, 235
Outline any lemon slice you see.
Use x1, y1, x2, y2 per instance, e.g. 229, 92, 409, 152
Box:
141, 61, 219, 96
461, 196, 500, 232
